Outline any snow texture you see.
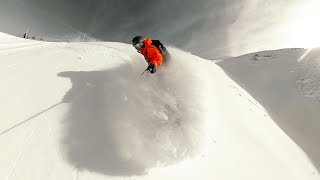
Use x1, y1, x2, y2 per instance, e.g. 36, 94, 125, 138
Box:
218, 48, 320, 171
0, 32, 319, 180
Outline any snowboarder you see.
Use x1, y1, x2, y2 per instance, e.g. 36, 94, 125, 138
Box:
132, 36, 169, 74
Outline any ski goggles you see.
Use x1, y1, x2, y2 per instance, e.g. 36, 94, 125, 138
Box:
134, 42, 144, 50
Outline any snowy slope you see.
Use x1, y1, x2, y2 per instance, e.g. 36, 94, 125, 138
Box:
218, 48, 320, 171
0, 32, 319, 180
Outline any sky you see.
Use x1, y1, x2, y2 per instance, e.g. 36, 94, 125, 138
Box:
1, 0, 320, 59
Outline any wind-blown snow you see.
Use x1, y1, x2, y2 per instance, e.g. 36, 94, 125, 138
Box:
0, 32, 319, 179
58, 46, 213, 176
296, 49, 320, 102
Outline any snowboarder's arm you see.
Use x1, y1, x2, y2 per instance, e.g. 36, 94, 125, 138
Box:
147, 48, 162, 67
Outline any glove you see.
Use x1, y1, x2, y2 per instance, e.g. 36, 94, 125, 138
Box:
147, 64, 156, 74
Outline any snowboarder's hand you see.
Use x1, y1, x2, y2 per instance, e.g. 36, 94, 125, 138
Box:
147, 64, 156, 74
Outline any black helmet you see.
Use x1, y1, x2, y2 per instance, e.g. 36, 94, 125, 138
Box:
132, 36, 144, 45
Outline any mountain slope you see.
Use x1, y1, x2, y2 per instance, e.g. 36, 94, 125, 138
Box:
218, 48, 320, 171
0, 33, 319, 180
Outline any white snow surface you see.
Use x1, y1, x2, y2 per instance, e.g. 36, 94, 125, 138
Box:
0, 32, 319, 180
218, 48, 320, 171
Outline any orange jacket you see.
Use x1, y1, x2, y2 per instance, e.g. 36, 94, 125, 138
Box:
139, 39, 163, 66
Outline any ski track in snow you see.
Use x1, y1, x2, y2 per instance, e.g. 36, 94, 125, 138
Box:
0, 33, 319, 180
6, 115, 41, 180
